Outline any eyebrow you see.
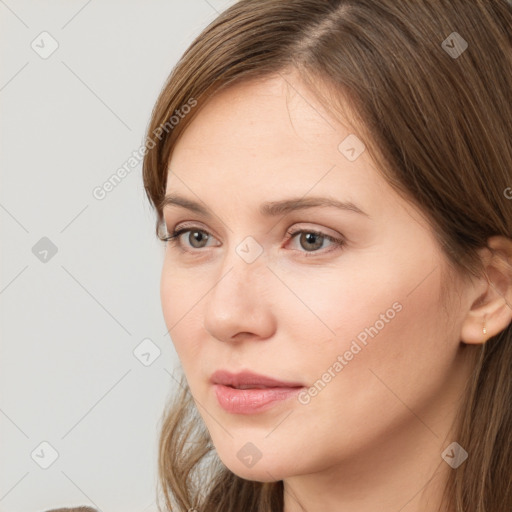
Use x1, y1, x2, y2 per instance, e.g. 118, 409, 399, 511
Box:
161, 193, 369, 218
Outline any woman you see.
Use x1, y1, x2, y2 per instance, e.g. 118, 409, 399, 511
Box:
142, 1, 512, 511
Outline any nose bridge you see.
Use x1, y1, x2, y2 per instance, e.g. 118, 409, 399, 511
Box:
211, 237, 266, 305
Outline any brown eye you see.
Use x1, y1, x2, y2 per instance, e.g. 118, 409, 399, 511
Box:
297, 232, 325, 251
185, 230, 210, 248
286, 228, 345, 257
164, 225, 345, 258
163, 228, 213, 248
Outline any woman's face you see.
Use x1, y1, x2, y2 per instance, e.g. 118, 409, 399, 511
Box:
160, 71, 475, 481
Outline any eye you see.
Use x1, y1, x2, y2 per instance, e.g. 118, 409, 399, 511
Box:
162, 224, 345, 257
162, 226, 218, 250
285, 228, 345, 256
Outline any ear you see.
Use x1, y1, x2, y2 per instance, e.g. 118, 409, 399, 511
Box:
460, 235, 512, 345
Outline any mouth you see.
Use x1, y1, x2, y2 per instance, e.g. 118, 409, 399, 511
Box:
210, 369, 305, 389
209, 370, 305, 414
225, 384, 290, 390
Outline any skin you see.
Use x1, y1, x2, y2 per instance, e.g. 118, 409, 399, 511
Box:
160, 69, 512, 512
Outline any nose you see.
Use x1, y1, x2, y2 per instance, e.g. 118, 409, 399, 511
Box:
203, 252, 276, 344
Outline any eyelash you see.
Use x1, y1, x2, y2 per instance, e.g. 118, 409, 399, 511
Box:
161, 225, 345, 258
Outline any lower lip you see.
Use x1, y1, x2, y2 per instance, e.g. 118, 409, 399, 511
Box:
213, 384, 304, 414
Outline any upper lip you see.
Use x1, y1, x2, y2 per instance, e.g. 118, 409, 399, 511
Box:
210, 370, 304, 389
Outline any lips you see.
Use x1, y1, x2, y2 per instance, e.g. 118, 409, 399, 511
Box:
210, 369, 304, 389
210, 370, 306, 414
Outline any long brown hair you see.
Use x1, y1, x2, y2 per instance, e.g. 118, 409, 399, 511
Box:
142, 1, 512, 510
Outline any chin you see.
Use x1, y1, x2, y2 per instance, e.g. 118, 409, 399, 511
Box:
229, 465, 285, 483
216, 450, 297, 482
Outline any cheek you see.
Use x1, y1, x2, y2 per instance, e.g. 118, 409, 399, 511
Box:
287, 244, 450, 393
274, 257, 405, 355
160, 259, 205, 362
298, 262, 451, 428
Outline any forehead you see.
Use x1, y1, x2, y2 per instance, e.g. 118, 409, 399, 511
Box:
170, 74, 345, 156
164, 73, 416, 226
170, 76, 361, 179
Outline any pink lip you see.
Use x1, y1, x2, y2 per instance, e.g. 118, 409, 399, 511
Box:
210, 369, 304, 388
210, 370, 305, 414
213, 384, 304, 414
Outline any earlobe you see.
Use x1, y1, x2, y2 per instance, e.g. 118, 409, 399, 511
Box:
460, 236, 512, 345
461, 297, 512, 344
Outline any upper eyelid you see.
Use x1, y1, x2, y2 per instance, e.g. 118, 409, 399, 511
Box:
166, 224, 344, 249
166, 222, 341, 240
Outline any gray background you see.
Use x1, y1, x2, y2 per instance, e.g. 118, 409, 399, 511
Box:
0, 1, 237, 511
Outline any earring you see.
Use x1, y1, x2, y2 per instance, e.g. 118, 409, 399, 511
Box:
482, 318, 487, 336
